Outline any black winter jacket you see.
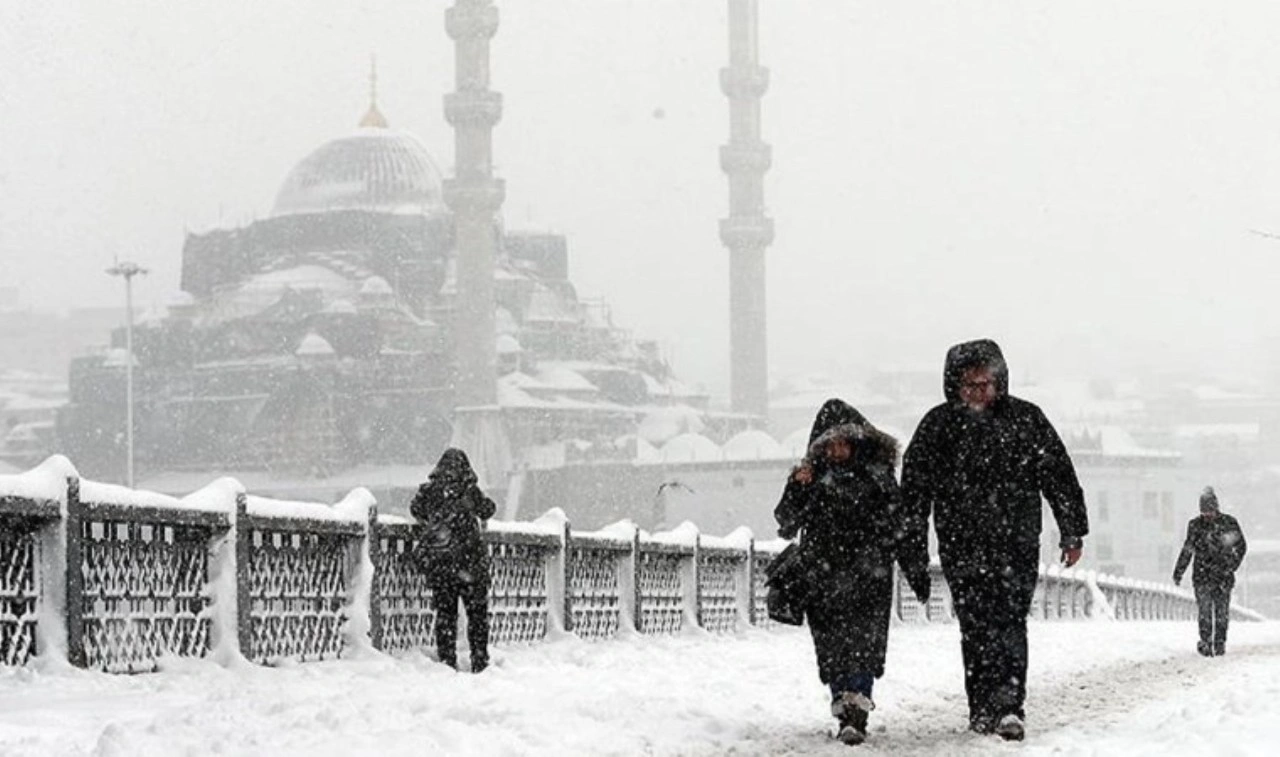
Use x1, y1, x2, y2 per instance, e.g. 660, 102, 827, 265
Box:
900, 340, 1089, 579
774, 399, 926, 681
1173, 513, 1247, 588
410, 449, 498, 586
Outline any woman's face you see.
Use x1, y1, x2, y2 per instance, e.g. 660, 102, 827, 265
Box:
826, 437, 853, 463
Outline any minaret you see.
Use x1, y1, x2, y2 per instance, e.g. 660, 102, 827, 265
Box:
444, 0, 510, 487
445, 0, 504, 406
720, 0, 774, 421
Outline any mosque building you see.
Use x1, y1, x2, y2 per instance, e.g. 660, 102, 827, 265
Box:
55, 96, 706, 493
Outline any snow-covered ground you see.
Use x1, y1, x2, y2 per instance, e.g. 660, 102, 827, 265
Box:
2, 620, 1278, 756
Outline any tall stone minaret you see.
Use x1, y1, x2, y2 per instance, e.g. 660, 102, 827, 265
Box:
720, 0, 774, 421
444, 0, 510, 487
445, 0, 504, 406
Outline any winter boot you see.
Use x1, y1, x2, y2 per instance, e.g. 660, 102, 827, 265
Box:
994, 714, 1025, 742
831, 692, 873, 745
1196, 641, 1212, 657
969, 714, 996, 735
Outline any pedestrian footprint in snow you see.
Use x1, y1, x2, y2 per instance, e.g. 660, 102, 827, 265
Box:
900, 339, 1090, 742
773, 399, 931, 746
1173, 486, 1248, 657
411, 448, 497, 673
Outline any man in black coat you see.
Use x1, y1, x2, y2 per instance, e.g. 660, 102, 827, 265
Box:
900, 339, 1089, 741
1173, 486, 1248, 657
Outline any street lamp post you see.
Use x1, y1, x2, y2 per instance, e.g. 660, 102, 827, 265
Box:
106, 260, 148, 487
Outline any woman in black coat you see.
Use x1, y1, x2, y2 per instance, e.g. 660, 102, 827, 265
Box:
775, 399, 930, 745
411, 448, 497, 672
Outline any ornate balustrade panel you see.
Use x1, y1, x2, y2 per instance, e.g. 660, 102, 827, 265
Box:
750, 551, 775, 627
245, 526, 352, 664
568, 542, 625, 641
80, 517, 215, 673
0, 515, 42, 667
925, 573, 952, 621
896, 571, 926, 622
487, 540, 551, 644
637, 549, 685, 635
373, 530, 435, 654
697, 549, 741, 634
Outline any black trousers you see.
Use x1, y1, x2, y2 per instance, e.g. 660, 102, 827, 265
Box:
947, 566, 1038, 723
1195, 582, 1232, 654
432, 578, 491, 670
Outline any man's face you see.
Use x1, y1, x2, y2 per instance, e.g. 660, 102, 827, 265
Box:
959, 366, 998, 413
1201, 510, 1218, 520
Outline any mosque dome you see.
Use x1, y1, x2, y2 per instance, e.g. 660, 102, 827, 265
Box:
271, 107, 446, 217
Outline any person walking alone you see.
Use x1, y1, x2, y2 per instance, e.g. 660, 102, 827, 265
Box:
1173, 486, 1248, 656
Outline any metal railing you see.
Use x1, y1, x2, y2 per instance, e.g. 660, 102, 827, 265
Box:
0, 455, 1262, 674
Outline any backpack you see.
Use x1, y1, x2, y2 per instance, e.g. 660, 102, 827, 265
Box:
411, 488, 482, 584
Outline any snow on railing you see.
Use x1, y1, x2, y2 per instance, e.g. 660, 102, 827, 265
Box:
891, 559, 1263, 624
0, 456, 1263, 674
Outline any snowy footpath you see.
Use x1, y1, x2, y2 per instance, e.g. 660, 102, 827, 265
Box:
2, 620, 1279, 756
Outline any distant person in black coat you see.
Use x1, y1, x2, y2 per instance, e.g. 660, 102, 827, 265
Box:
775, 399, 931, 746
1173, 486, 1248, 656
411, 448, 497, 672
900, 339, 1089, 741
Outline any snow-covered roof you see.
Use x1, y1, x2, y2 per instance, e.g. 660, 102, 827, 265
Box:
496, 334, 523, 355
659, 433, 721, 463
780, 427, 810, 458
532, 364, 598, 393
1174, 423, 1261, 439
637, 405, 705, 445
1067, 425, 1180, 459
722, 430, 785, 461
295, 333, 335, 357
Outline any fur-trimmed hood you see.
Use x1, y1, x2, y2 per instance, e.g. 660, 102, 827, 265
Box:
807, 418, 899, 469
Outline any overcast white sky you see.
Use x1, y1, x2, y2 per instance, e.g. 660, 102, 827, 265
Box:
3, 1, 1280, 399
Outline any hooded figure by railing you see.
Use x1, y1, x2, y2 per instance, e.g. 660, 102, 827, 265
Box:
411, 447, 497, 672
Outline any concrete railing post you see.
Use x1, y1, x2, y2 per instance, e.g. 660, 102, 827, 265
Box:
63, 475, 86, 668
544, 517, 571, 635
684, 531, 701, 630
618, 524, 641, 633
234, 493, 253, 660
366, 505, 383, 651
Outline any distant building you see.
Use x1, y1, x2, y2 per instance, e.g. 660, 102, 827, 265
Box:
56, 104, 694, 486
1050, 426, 1188, 581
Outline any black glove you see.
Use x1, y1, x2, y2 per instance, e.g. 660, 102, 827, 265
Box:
1172, 574, 1182, 587
908, 572, 931, 604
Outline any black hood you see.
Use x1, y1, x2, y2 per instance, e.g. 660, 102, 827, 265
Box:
428, 447, 478, 487
807, 398, 869, 447
805, 398, 898, 468
943, 339, 1009, 404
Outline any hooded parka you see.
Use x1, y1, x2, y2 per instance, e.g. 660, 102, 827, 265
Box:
774, 399, 928, 683
899, 339, 1089, 725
